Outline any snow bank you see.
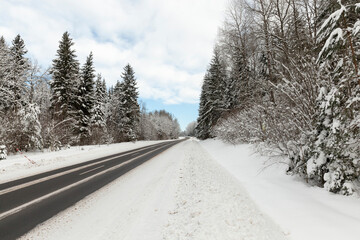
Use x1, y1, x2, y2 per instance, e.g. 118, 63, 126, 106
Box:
200, 139, 360, 240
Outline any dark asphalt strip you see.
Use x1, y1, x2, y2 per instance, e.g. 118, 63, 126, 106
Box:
0, 140, 174, 189
0, 140, 183, 240
0, 141, 178, 214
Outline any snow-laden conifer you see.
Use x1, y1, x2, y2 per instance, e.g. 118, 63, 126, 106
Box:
107, 80, 124, 142
196, 50, 227, 139
305, 0, 360, 195
91, 74, 108, 144
0, 36, 13, 111
9, 34, 29, 110
50, 32, 80, 145
118, 64, 140, 141
76, 52, 96, 145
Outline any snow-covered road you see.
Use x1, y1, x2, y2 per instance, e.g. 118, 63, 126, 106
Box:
19, 139, 288, 240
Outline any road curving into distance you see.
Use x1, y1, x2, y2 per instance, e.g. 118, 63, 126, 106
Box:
0, 139, 185, 240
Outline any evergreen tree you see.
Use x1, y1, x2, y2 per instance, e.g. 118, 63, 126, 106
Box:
119, 64, 140, 141
0, 36, 12, 111
196, 73, 213, 139
305, 0, 360, 195
0, 35, 43, 151
9, 34, 29, 110
107, 80, 123, 142
91, 74, 108, 144
10, 35, 40, 151
76, 52, 95, 145
92, 74, 107, 128
196, 50, 227, 139
50, 31, 80, 145
228, 45, 251, 109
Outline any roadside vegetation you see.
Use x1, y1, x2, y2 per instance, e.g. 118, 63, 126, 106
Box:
196, 0, 360, 195
0, 32, 180, 154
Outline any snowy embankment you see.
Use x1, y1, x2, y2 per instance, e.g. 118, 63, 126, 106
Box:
17, 139, 287, 240
200, 139, 360, 240
0, 140, 171, 183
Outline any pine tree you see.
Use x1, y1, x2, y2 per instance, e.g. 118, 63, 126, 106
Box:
196, 50, 227, 139
305, 0, 360, 195
228, 45, 251, 109
0, 36, 12, 111
0, 37, 13, 149
92, 74, 107, 127
91, 74, 108, 144
196, 73, 213, 139
107, 80, 124, 142
50, 31, 80, 145
119, 64, 140, 141
9, 34, 29, 110
76, 52, 95, 145
0, 35, 43, 152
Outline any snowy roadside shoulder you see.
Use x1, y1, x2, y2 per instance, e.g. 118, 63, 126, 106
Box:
200, 139, 360, 240
164, 139, 288, 240
0, 140, 170, 183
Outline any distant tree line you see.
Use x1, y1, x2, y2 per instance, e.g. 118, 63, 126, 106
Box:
185, 121, 197, 137
0, 31, 180, 153
196, 0, 360, 195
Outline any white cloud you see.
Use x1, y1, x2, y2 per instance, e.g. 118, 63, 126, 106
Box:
0, 0, 227, 104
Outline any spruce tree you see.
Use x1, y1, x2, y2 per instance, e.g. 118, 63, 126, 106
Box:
0, 36, 12, 111
107, 80, 123, 142
119, 64, 140, 141
196, 50, 227, 139
10, 34, 29, 110
305, 0, 360, 195
76, 52, 96, 145
0, 35, 43, 152
50, 31, 80, 145
228, 46, 251, 109
92, 74, 107, 128
196, 73, 213, 139
10, 35, 40, 151
91, 74, 107, 144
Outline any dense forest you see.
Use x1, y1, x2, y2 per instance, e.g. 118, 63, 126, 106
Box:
196, 0, 360, 195
0, 32, 180, 154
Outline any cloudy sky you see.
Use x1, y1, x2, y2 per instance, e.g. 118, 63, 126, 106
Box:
0, 0, 227, 130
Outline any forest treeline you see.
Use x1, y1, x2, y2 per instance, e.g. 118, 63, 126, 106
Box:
0, 32, 180, 153
196, 0, 360, 195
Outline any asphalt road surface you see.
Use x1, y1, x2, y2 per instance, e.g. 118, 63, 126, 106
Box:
0, 139, 184, 240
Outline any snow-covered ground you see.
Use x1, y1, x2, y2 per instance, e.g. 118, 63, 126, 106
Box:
163, 140, 287, 240
200, 139, 360, 240
16, 139, 288, 240
3, 138, 359, 240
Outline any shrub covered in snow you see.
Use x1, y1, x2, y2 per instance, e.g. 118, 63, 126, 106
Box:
0, 145, 7, 159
